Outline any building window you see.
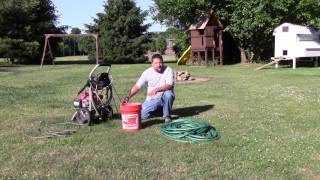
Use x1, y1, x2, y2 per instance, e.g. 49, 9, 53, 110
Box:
199, 29, 204, 35
282, 26, 289, 32
283, 50, 288, 55
298, 34, 316, 41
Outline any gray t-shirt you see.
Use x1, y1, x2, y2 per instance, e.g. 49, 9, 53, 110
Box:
136, 66, 174, 100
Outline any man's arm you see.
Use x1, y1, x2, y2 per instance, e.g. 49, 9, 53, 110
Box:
147, 84, 173, 96
123, 85, 140, 103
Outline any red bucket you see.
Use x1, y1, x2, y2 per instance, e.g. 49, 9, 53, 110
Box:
120, 102, 142, 132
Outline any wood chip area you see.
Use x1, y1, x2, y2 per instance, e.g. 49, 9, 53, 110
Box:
175, 71, 210, 83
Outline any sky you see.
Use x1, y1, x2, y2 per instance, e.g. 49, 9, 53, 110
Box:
51, 0, 167, 32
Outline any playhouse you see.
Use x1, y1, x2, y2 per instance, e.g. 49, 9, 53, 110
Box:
273, 23, 320, 69
188, 14, 224, 66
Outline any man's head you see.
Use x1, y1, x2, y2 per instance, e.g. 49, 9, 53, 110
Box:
151, 54, 164, 73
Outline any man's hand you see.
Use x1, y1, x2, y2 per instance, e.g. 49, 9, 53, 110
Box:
122, 85, 140, 104
122, 96, 130, 104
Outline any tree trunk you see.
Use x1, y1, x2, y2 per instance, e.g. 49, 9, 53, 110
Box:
240, 47, 247, 63
9, 58, 14, 64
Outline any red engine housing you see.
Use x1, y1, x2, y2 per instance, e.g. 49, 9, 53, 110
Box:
79, 92, 90, 108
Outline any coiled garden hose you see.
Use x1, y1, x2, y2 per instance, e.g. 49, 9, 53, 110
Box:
160, 119, 220, 143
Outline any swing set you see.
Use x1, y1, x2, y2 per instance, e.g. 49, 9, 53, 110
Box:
40, 33, 100, 66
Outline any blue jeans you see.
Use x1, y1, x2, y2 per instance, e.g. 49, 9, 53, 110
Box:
141, 90, 175, 120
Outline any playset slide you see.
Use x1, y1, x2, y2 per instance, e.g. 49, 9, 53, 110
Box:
177, 46, 191, 65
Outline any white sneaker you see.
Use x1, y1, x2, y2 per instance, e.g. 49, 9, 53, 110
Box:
164, 117, 172, 123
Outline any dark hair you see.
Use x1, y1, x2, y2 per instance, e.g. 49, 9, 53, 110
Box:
151, 54, 163, 62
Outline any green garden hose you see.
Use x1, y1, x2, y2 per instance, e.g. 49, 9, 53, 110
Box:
160, 119, 220, 143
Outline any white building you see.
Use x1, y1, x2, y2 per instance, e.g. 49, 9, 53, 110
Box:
273, 23, 320, 69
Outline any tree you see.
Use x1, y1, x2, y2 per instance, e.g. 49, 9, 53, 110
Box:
0, 0, 62, 63
71, 27, 81, 34
146, 28, 189, 56
69, 27, 81, 56
152, 0, 227, 30
163, 28, 189, 57
88, 0, 150, 63
147, 32, 166, 52
152, 0, 320, 62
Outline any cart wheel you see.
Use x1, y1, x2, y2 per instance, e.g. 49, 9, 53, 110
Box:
101, 105, 113, 121
75, 108, 92, 125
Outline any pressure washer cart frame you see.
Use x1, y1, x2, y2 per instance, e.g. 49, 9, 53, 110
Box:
71, 64, 113, 125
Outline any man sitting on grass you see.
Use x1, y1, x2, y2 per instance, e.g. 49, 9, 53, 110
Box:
122, 54, 175, 123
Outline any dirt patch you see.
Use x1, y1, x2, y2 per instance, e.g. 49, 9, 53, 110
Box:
176, 77, 210, 84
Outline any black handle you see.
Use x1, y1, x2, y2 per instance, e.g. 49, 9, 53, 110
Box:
99, 63, 111, 67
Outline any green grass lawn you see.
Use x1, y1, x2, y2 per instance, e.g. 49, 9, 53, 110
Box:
163, 55, 177, 62
0, 59, 320, 179
0, 58, 9, 65
55, 55, 89, 61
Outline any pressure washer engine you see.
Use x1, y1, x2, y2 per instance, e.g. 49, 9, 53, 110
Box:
71, 64, 113, 125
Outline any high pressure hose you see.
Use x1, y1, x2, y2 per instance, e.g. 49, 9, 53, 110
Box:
160, 119, 220, 143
